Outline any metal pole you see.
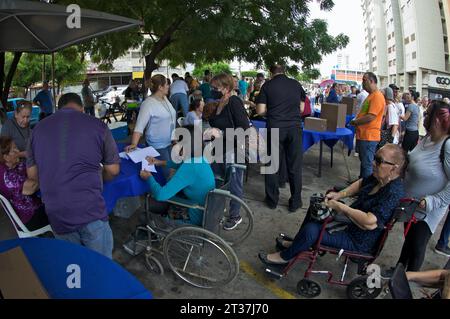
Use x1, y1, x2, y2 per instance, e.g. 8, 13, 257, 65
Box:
51, 52, 56, 112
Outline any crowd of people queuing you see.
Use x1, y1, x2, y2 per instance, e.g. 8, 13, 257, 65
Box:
0, 65, 449, 295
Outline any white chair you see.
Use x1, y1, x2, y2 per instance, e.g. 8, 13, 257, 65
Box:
177, 117, 185, 127
0, 194, 53, 238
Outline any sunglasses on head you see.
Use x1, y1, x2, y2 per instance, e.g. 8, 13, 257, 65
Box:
374, 155, 397, 167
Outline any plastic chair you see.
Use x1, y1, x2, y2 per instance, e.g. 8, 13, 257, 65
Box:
0, 194, 53, 238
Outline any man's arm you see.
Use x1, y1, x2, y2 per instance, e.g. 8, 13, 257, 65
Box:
402, 110, 412, 121
351, 113, 376, 126
23, 165, 39, 195
103, 164, 120, 181
407, 270, 449, 289
256, 103, 267, 115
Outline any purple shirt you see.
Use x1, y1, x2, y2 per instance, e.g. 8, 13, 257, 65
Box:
0, 161, 42, 224
26, 108, 120, 234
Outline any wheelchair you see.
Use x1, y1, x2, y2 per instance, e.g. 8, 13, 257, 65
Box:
130, 164, 254, 289
263, 195, 423, 299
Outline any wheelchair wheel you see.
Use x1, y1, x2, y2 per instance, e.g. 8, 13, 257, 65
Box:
217, 195, 254, 247
347, 276, 382, 299
163, 227, 239, 289
144, 254, 164, 275
297, 279, 321, 298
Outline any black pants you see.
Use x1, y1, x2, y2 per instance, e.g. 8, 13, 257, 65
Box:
265, 126, 303, 207
402, 130, 419, 152
25, 206, 49, 231
397, 221, 432, 271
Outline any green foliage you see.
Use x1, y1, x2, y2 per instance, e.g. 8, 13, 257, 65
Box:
52, 0, 347, 74
5, 47, 86, 93
241, 71, 259, 78
192, 62, 232, 78
292, 69, 321, 83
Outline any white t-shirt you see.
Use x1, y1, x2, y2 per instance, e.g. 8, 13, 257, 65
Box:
356, 90, 369, 114
170, 79, 188, 97
387, 102, 400, 144
396, 102, 405, 117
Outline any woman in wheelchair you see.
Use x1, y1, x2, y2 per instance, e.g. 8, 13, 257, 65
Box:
259, 144, 407, 266
139, 125, 216, 226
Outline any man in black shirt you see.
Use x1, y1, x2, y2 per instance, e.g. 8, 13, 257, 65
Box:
256, 65, 305, 212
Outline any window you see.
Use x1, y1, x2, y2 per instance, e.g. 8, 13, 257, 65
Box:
388, 47, 392, 53
411, 33, 416, 41
389, 60, 392, 67
131, 51, 141, 59
404, 36, 410, 45
388, 34, 391, 40
393, 59, 396, 66
412, 51, 417, 59
373, 66, 378, 72
372, 56, 377, 62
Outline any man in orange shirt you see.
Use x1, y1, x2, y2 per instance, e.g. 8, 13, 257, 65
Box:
350, 72, 385, 178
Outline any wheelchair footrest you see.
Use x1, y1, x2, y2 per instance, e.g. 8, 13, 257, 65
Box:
265, 268, 284, 279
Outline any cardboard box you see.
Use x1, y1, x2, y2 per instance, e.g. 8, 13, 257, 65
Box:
304, 117, 327, 132
0, 247, 49, 299
341, 97, 357, 115
320, 103, 347, 132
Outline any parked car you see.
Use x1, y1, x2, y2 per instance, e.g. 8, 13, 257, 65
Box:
96, 86, 128, 105
4, 98, 40, 126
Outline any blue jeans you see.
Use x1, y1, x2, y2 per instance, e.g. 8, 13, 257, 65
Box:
280, 222, 357, 260
229, 166, 244, 220
156, 145, 172, 180
55, 219, 113, 259
437, 210, 450, 248
170, 93, 189, 117
356, 140, 378, 178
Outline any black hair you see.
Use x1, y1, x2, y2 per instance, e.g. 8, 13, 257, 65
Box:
189, 98, 203, 112
364, 72, 378, 84
58, 93, 82, 109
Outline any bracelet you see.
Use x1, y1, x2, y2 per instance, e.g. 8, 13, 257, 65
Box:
339, 190, 348, 198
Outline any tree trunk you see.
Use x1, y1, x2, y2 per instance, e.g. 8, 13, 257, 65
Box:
1, 52, 22, 123
143, 19, 184, 95
1, 52, 22, 105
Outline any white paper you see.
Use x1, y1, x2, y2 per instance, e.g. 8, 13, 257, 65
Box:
141, 160, 157, 173
119, 152, 129, 159
127, 146, 160, 163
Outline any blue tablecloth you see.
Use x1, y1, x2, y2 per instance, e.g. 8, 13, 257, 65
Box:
0, 238, 152, 299
303, 128, 354, 153
250, 120, 354, 153
103, 144, 165, 213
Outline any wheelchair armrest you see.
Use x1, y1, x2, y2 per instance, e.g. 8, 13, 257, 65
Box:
166, 196, 205, 210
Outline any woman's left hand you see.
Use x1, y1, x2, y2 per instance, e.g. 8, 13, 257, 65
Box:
140, 170, 152, 180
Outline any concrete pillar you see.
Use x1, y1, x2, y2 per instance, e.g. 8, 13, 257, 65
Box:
416, 68, 423, 97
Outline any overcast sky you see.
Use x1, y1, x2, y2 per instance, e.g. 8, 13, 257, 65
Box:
230, 0, 366, 78
309, 0, 366, 77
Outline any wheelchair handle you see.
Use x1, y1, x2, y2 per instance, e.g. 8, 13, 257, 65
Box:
230, 164, 247, 171
211, 189, 231, 196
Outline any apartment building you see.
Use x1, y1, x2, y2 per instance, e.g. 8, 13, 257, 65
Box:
362, 0, 450, 98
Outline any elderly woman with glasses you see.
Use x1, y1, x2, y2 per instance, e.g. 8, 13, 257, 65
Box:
0, 101, 32, 158
259, 144, 406, 266
396, 100, 450, 269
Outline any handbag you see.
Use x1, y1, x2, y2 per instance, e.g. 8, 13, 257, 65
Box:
226, 98, 266, 163
378, 104, 394, 150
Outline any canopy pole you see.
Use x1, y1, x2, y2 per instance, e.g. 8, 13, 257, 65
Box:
51, 52, 56, 112
42, 54, 46, 83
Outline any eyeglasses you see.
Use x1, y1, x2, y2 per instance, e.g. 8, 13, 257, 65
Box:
374, 155, 397, 167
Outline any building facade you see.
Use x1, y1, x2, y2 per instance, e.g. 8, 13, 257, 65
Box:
362, 0, 450, 98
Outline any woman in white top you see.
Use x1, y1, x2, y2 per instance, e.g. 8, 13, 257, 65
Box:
126, 75, 176, 178
184, 98, 204, 126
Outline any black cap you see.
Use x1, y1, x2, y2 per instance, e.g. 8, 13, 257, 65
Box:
389, 84, 399, 91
